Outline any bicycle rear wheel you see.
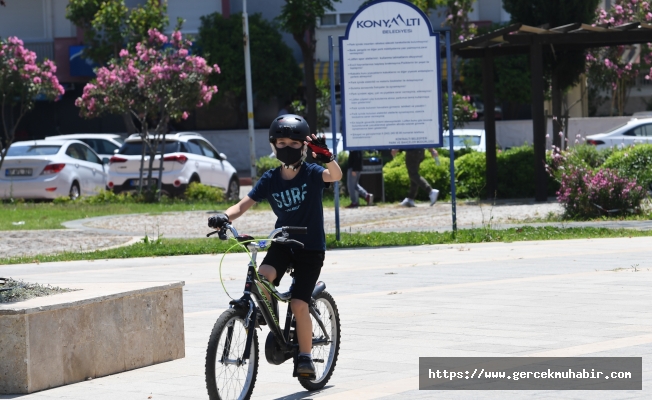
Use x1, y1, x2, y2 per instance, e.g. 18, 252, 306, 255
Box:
206, 308, 259, 400
299, 290, 341, 391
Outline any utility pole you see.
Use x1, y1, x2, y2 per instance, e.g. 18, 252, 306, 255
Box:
243, 0, 257, 183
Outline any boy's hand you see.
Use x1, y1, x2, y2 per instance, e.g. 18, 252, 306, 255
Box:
208, 213, 229, 229
306, 134, 334, 163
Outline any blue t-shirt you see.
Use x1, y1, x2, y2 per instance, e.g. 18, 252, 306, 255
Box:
248, 163, 327, 251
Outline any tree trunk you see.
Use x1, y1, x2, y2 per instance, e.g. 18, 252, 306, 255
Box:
123, 113, 137, 134
294, 29, 317, 132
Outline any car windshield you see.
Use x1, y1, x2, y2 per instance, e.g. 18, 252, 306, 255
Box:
113, 137, 124, 144
603, 122, 631, 134
119, 141, 181, 155
7, 145, 61, 156
443, 135, 481, 147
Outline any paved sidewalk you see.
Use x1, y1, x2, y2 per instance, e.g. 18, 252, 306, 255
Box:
1, 237, 651, 399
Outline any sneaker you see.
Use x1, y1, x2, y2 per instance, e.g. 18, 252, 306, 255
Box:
429, 189, 439, 206
296, 355, 316, 376
399, 198, 416, 207
345, 202, 359, 209
365, 193, 374, 206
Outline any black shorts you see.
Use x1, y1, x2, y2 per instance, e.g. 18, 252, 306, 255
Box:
261, 242, 324, 303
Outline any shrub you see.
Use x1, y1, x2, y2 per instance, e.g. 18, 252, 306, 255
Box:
438, 147, 475, 159
184, 182, 224, 202
557, 166, 646, 219
602, 144, 652, 191
455, 151, 486, 198
256, 155, 281, 179
81, 190, 137, 204
496, 145, 558, 198
383, 151, 451, 202
566, 144, 609, 169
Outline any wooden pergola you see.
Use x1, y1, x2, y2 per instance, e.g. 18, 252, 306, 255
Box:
446, 22, 652, 201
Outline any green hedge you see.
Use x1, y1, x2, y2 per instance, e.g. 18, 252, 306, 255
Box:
382, 146, 559, 201
255, 155, 281, 179
383, 151, 451, 202
603, 144, 652, 191
455, 151, 486, 198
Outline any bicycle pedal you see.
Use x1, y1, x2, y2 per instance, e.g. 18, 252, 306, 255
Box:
313, 358, 324, 363
298, 373, 316, 380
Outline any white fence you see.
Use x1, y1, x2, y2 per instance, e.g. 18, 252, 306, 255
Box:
465, 116, 632, 150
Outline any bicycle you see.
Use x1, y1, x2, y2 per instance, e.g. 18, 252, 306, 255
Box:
205, 222, 341, 400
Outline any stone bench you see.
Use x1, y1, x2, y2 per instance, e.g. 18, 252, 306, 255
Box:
0, 281, 185, 394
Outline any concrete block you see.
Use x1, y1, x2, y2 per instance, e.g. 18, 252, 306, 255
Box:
0, 281, 184, 394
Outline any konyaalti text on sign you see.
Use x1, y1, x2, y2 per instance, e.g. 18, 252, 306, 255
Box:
339, 0, 443, 151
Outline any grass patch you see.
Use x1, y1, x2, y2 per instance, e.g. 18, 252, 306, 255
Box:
0, 201, 235, 230
0, 197, 356, 231
1, 226, 650, 265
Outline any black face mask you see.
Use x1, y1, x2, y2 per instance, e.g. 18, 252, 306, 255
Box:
275, 145, 303, 166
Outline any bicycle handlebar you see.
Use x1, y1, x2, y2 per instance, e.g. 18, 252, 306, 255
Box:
206, 223, 306, 248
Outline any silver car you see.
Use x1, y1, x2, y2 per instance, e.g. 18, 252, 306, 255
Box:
44, 133, 124, 160
586, 118, 652, 149
0, 140, 108, 200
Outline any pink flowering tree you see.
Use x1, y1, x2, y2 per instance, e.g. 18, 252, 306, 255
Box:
587, 0, 652, 116
75, 29, 219, 199
0, 36, 65, 171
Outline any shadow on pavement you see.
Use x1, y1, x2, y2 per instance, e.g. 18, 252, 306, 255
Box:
274, 386, 334, 400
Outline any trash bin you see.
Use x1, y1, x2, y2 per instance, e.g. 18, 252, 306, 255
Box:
359, 156, 384, 203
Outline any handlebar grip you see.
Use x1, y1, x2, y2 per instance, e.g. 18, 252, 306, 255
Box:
284, 226, 307, 234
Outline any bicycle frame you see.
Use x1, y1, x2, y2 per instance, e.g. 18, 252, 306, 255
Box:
215, 224, 330, 365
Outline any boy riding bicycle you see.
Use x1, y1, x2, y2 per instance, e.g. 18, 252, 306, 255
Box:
208, 114, 342, 376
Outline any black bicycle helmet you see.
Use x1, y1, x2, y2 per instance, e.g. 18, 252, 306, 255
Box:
269, 114, 310, 143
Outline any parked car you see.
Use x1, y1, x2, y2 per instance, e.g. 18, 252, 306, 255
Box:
108, 132, 239, 200
45, 133, 124, 160
0, 140, 107, 200
442, 129, 497, 152
586, 118, 652, 149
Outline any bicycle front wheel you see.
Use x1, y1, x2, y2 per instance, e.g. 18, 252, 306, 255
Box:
299, 290, 341, 391
206, 308, 259, 400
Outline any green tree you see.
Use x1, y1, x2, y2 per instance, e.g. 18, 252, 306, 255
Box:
503, 0, 600, 145
66, 0, 168, 65
197, 12, 302, 123
461, 23, 531, 116
276, 0, 341, 133
66, 0, 169, 133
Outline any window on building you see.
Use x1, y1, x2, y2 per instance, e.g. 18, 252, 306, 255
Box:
321, 14, 337, 26
340, 13, 354, 24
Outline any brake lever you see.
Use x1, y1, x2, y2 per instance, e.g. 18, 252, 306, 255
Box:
206, 228, 228, 239
275, 237, 305, 248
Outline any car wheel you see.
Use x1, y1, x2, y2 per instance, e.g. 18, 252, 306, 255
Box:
69, 182, 80, 201
226, 177, 240, 202
189, 175, 200, 185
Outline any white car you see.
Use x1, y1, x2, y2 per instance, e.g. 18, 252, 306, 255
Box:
442, 129, 492, 152
45, 133, 124, 160
0, 140, 108, 200
586, 118, 652, 149
108, 132, 240, 200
